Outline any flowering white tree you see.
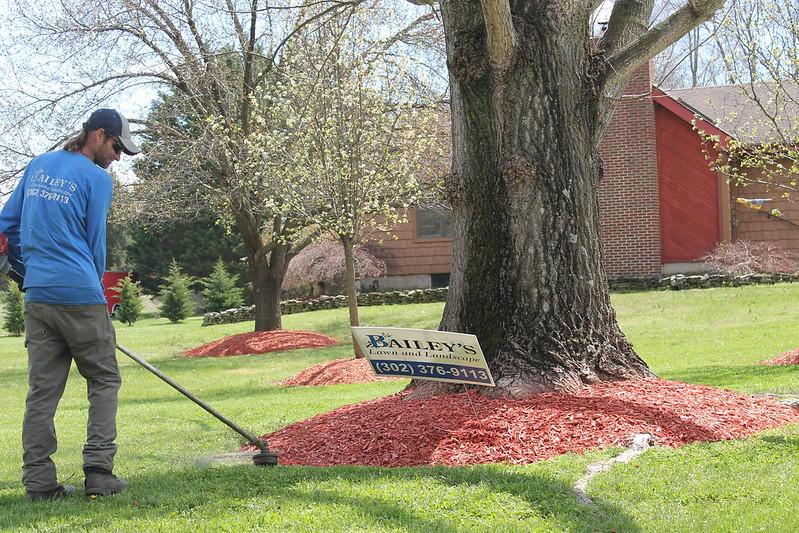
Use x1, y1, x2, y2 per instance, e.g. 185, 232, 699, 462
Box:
240, 13, 445, 330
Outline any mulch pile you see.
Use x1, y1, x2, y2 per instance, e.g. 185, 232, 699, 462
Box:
184, 330, 337, 357
282, 358, 402, 386
760, 349, 799, 366
245, 378, 799, 467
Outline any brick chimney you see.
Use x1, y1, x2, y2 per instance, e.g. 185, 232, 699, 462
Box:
597, 61, 662, 279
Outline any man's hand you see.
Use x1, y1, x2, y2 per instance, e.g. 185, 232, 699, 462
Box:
0, 233, 24, 290
0, 234, 9, 275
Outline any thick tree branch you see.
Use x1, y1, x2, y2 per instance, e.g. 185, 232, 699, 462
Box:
603, 0, 724, 88
231, 192, 265, 255
286, 229, 322, 262
479, 0, 517, 79
597, 0, 655, 59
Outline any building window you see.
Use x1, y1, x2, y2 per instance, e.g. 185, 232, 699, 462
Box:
415, 207, 453, 239
431, 273, 450, 288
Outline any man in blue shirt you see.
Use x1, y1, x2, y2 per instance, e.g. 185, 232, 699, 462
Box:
0, 109, 140, 501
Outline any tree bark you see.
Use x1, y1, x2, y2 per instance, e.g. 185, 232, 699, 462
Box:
341, 235, 361, 328
430, 3, 655, 398
251, 243, 290, 331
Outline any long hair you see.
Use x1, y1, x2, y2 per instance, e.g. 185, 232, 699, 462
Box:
63, 128, 90, 152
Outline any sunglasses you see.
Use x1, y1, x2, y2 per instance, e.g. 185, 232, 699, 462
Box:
103, 130, 124, 154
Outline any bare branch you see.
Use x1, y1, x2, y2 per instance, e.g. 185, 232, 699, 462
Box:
183, 0, 212, 62
226, 0, 248, 51
241, 0, 259, 134
252, 0, 366, 90
137, 0, 200, 71
363, 12, 438, 62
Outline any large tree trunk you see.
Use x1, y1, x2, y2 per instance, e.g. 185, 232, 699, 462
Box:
433, 5, 654, 398
251, 244, 290, 331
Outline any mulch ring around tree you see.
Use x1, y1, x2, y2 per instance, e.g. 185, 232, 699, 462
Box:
282, 358, 404, 386
184, 330, 337, 357
759, 349, 799, 366
243, 378, 799, 467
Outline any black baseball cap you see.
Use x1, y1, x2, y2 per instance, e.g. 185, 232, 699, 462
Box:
84, 108, 141, 155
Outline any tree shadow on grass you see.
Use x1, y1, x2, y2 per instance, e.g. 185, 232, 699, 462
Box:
758, 435, 799, 451
0, 464, 641, 532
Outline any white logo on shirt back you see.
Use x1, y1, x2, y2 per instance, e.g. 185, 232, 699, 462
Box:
27, 169, 78, 205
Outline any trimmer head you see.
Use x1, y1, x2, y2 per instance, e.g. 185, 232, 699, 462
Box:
253, 450, 279, 466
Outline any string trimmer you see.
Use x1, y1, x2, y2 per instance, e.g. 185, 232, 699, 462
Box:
116, 344, 278, 466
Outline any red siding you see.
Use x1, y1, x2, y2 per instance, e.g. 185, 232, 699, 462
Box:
655, 103, 720, 261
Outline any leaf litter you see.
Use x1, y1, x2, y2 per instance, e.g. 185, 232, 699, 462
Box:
245, 378, 799, 467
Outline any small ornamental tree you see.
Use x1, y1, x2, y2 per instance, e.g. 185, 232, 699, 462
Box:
159, 260, 195, 323
112, 275, 144, 326
250, 14, 445, 332
202, 259, 244, 313
2, 282, 24, 336
702, 241, 799, 275
283, 240, 386, 296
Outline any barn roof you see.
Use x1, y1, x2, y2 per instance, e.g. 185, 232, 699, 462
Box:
664, 82, 799, 144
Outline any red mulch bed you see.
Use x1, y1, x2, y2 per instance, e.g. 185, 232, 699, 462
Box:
760, 349, 799, 366
282, 358, 402, 386
244, 378, 799, 467
184, 330, 336, 357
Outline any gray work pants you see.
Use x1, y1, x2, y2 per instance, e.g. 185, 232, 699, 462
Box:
22, 303, 121, 492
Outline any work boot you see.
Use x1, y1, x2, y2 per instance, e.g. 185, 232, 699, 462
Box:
84, 468, 128, 496
26, 484, 76, 502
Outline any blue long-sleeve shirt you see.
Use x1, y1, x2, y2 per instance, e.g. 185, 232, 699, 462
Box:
0, 150, 113, 305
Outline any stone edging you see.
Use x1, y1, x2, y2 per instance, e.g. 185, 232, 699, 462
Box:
610, 273, 799, 291
203, 273, 799, 326
202, 288, 448, 326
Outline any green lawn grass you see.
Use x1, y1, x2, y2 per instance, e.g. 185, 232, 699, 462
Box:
0, 284, 798, 531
